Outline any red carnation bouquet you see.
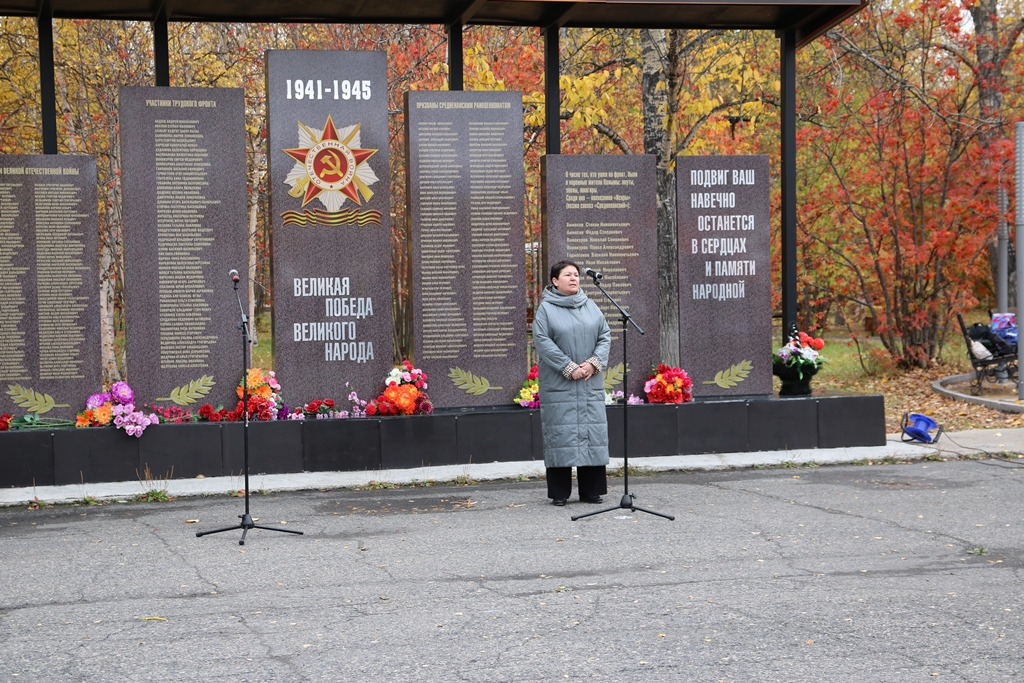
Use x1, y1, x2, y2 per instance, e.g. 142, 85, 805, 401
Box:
643, 363, 693, 404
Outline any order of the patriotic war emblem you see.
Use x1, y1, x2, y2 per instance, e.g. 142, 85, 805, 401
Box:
281, 115, 382, 226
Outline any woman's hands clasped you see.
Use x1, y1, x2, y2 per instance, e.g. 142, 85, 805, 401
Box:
571, 361, 597, 381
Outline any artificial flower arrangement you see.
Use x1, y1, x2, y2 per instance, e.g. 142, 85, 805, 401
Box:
643, 364, 694, 404
76, 381, 159, 437
513, 365, 540, 408
773, 329, 826, 379
144, 403, 232, 424
0, 413, 12, 431
289, 398, 339, 420
288, 383, 371, 420
604, 390, 644, 405
234, 368, 289, 421
365, 360, 433, 416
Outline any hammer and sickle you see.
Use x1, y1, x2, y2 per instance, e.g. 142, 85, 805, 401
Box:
319, 150, 344, 178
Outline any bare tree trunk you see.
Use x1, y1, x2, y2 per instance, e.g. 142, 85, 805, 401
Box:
641, 28, 680, 366
972, 0, 1015, 308
247, 197, 259, 345
56, 58, 123, 384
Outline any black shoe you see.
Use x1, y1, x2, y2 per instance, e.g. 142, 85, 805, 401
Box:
580, 495, 603, 504
551, 498, 567, 506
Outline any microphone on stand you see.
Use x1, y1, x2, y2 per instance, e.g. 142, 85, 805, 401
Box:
584, 267, 603, 280
229, 268, 269, 292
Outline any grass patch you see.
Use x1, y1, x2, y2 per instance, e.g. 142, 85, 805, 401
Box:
607, 464, 647, 478
777, 460, 819, 469
250, 312, 274, 370
358, 480, 399, 490
135, 464, 174, 503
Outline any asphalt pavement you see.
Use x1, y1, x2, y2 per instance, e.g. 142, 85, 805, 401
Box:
1, 428, 1023, 682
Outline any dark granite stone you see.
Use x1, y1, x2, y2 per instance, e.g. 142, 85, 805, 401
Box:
139, 422, 223, 479
630, 404, 679, 456
267, 51, 395, 407
222, 420, 304, 476
120, 87, 248, 411
405, 91, 527, 407
456, 410, 533, 463
607, 403, 679, 457
380, 413, 458, 469
817, 395, 886, 447
676, 155, 772, 398
302, 417, 382, 472
0, 154, 101, 420
747, 397, 818, 451
678, 400, 749, 454
54, 427, 140, 485
0, 430, 54, 487
541, 155, 660, 399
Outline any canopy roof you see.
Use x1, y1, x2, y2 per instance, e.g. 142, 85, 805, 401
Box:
4, 0, 866, 47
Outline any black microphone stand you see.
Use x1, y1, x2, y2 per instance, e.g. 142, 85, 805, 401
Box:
572, 272, 674, 522
196, 272, 304, 545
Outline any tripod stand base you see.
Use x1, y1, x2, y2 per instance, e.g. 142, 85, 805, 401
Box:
571, 493, 675, 521
196, 513, 304, 545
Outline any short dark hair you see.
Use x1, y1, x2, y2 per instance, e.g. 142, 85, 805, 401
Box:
550, 260, 580, 281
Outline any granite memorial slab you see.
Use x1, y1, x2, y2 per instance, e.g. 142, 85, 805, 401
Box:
0, 154, 100, 420
676, 155, 772, 397
541, 154, 660, 398
405, 90, 527, 407
120, 87, 248, 411
267, 50, 395, 405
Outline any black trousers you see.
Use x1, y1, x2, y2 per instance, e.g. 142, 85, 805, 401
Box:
546, 465, 608, 500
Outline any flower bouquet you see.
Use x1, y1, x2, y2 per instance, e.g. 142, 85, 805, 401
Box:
773, 329, 825, 380
643, 364, 693, 404
233, 368, 288, 420
513, 365, 540, 409
289, 398, 341, 420
77, 381, 159, 437
365, 360, 433, 416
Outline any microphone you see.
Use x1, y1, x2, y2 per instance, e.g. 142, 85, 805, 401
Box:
228, 268, 269, 293
584, 267, 602, 280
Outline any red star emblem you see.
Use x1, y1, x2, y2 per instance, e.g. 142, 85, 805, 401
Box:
283, 115, 378, 206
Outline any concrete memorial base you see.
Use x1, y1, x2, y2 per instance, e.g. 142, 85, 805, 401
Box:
0, 395, 885, 487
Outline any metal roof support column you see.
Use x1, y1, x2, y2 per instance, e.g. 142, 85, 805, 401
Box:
446, 22, 463, 90
153, 8, 169, 87
37, 0, 57, 154
779, 28, 798, 340
543, 25, 559, 155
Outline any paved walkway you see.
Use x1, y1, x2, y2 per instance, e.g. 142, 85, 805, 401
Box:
3, 426, 1022, 508
934, 372, 1024, 412
2, 433, 1022, 682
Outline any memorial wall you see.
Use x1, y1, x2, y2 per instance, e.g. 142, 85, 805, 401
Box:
541, 155, 660, 398
0, 155, 100, 420
3, 53, 779, 421
267, 50, 394, 400
677, 155, 772, 397
120, 86, 248, 410
405, 90, 527, 407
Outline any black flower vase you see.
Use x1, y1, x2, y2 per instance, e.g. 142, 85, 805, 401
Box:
772, 363, 817, 396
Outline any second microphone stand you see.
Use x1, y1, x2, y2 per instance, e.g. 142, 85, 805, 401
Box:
572, 272, 674, 522
196, 273, 304, 545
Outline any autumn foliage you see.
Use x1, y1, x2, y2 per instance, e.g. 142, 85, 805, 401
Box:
0, 5, 1022, 376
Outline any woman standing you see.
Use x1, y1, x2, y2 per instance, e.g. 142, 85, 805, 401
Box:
532, 260, 612, 506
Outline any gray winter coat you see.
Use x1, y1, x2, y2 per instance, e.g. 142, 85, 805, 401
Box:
532, 285, 612, 468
